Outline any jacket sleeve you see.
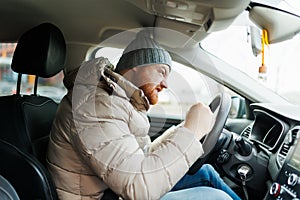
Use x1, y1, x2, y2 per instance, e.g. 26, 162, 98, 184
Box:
72, 93, 204, 200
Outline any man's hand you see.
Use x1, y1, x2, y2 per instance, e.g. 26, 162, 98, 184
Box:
183, 102, 215, 141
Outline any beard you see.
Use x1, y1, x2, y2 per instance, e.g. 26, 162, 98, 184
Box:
139, 83, 160, 105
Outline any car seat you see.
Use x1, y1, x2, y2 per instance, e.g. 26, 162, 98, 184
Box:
0, 22, 66, 200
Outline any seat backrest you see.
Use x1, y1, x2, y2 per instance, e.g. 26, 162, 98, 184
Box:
21, 95, 59, 165
0, 22, 66, 199
0, 95, 59, 166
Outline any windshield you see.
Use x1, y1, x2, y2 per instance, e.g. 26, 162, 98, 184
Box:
201, 1, 300, 105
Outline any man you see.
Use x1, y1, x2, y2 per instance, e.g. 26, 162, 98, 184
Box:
47, 30, 240, 200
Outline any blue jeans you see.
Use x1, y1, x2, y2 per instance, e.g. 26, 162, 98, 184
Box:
161, 164, 241, 200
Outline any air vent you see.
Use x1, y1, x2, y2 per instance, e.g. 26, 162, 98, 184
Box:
279, 143, 290, 157
277, 128, 299, 166
277, 142, 291, 166
242, 126, 252, 138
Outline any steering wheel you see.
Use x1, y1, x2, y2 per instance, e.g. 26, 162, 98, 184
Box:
188, 92, 231, 175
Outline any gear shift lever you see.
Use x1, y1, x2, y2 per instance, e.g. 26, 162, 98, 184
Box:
235, 136, 252, 156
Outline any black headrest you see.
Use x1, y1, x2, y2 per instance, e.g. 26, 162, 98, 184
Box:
11, 23, 66, 78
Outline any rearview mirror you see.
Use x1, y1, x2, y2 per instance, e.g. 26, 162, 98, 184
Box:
249, 2, 300, 44
250, 25, 261, 57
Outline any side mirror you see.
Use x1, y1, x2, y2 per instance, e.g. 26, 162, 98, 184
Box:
229, 96, 246, 118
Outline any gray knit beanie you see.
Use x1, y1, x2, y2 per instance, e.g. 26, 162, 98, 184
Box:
115, 30, 172, 73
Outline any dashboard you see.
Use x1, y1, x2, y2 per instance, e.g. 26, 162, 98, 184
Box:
215, 103, 300, 200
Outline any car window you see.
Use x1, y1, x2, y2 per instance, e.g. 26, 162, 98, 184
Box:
0, 43, 67, 102
94, 47, 243, 119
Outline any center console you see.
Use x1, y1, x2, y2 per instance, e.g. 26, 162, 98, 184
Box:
265, 135, 300, 200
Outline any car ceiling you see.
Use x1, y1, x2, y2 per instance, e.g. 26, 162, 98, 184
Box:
0, 0, 250, 49
0, 0, 154, 45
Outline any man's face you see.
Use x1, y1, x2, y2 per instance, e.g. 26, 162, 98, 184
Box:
132, 64, 170, 105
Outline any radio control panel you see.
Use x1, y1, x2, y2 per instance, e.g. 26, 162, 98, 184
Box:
265, 164, 300, 200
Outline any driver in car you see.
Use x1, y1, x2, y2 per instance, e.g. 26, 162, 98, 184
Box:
47, 29, 241, 200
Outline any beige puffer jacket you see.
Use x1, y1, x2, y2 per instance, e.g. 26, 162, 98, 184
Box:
47, 57, 203, 200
